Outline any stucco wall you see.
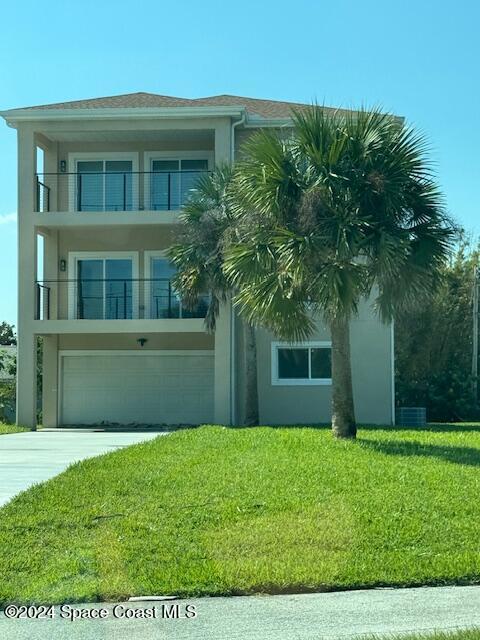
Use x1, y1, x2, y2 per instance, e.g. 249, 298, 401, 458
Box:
58, 333, 214, 350
234, 126, 293, 158
18, 116, 235, 427
34, 117, 393, 429
235, 299, 393, 426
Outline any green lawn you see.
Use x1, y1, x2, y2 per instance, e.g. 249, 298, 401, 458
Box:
0, 423, 28, 435
0, 424, 479, 604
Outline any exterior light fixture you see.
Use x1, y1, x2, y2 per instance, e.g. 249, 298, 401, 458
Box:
60, 160, 67, 173
137, 338, 148, 348
59, 259, 66, 272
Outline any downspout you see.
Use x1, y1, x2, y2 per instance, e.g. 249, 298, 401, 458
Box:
391, 320, 395, 425
231, 111, 245, 162
229, 111, 246, 425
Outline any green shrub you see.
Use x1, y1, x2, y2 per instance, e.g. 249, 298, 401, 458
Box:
395, 238, 480, 421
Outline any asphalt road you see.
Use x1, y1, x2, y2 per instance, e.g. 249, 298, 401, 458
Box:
1, 585, 479, 640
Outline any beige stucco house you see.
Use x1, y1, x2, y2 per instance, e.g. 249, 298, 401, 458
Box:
1, 92, 394, 428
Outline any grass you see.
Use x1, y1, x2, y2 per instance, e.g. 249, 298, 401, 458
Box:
0, 423, 479, 604
0, 423, 28, 435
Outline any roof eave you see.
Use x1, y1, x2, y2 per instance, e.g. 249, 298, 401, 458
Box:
0, 105, 247, 126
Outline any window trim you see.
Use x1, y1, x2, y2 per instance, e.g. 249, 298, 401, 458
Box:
143, 151, 213, 211
67, 152, 139, 212
67, 251, 139, 320
271, 341, 332, 386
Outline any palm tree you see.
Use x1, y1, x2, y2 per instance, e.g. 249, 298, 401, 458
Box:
224, 107, 456, 438
168, 166, 259, 426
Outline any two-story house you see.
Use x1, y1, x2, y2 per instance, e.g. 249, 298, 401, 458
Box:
1, 93, 394, 428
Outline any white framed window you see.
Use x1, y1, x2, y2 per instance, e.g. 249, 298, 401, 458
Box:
68, 152, 139, 212
143, 151, 213, 211
271, 341, 332, 386
68, 251, 139, 319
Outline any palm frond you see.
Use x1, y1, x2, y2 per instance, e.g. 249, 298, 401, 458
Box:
228, 102, 455, 332
168, 165, 236, 332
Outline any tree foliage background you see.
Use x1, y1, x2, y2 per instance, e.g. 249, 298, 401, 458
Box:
0, 322, 16, 421
0, 322, 16, 345
0, 325, 42, 423
395, 238, 479, 421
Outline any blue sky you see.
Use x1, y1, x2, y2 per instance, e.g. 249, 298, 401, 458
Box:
1, 0, 479, 326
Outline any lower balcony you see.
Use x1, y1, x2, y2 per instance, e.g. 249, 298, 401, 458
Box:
34, 278, 209, 334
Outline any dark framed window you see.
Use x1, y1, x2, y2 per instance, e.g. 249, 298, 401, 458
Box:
273, 343, 332, 384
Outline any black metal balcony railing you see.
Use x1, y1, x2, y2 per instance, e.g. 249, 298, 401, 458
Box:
35, 170, 210, 213
36, 178, 50, 213
35, 279, 209, 321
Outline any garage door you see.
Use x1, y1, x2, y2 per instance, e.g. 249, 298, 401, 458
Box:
60, 351, 214, 426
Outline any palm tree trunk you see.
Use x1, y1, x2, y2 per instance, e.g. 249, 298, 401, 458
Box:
244, 322, 259, 426
330, 317, 357, 438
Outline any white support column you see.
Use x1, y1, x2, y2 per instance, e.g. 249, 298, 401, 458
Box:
16, 126, 38, 428
214, 118, 232, 167
41, 228, 59, 427
43, 229, 59, 319
42, 335, 58, 427
42, 139, 59, 212
213, 120, 234, 424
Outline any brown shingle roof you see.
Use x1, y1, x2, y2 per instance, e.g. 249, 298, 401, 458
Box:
19, 92, 201, 111
13, 92, 334, 119
195, 95, 326, 118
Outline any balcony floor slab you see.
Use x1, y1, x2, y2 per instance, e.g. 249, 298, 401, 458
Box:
33, 319, 207, 334
34, 210, 180, 228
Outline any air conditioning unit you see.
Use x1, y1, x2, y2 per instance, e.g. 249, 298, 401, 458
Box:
395, 407, 426, 427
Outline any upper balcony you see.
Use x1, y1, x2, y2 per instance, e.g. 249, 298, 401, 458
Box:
4, 97, 243, 230
37, 168, 209, 214
35, 159, 211, 228
29, 126, 220, 228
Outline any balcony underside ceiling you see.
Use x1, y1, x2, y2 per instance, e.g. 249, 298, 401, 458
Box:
38, 129, 215, 144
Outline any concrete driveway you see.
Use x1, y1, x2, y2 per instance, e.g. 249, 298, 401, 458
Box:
0, 429, 161, 507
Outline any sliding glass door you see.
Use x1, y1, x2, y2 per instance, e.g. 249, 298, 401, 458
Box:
76, 160, 134, 211
149, 158, 208, 210
149, 257, 179, 318
148, 256, 208, 319
75, 258, 134, 319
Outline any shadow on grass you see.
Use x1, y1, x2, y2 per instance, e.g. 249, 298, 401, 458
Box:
361, 423, 480, 434
359, 438, 480, 467
231, 422, 480, 434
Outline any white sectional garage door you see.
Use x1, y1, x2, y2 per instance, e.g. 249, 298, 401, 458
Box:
60, 351, 214, 426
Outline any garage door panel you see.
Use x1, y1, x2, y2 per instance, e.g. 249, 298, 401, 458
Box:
61, 353, 214, 425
